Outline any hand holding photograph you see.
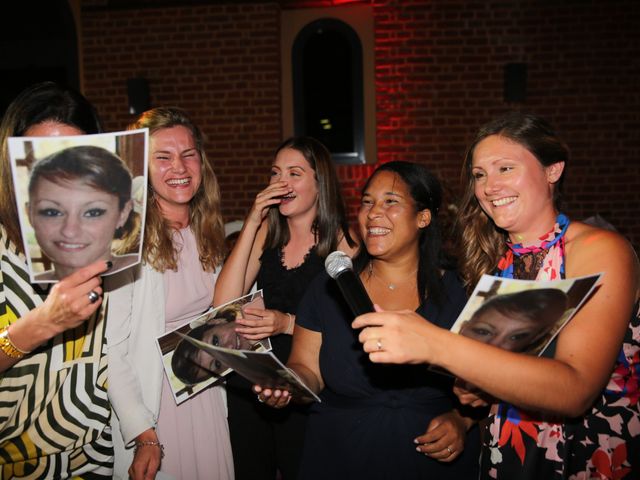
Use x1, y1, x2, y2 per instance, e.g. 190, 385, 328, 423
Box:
177, 334, 321, 403
157, 290, 272, 404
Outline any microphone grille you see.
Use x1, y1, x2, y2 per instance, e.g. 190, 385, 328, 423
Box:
325, 251, 352, 279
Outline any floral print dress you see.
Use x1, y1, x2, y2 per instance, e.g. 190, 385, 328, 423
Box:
480, 215, 640, 479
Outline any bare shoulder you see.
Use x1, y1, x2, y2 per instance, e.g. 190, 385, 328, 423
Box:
566, 222, 639, 288
567, 222, 636, 260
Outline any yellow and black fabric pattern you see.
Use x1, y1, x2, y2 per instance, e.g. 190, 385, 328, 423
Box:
0, 227, 113, 479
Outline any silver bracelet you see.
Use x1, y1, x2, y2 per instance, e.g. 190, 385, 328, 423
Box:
286, 312, 295, 334
134, 440, 165, 459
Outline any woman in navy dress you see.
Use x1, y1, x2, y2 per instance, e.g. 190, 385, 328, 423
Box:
257, 161, 480, 479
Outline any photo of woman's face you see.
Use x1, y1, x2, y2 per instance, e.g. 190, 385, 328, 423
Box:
459, 309, 547, 353
28, 177, 128, 276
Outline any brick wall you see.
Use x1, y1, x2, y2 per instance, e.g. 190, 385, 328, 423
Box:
80, 0, 640, 250
81, 2, 282, 221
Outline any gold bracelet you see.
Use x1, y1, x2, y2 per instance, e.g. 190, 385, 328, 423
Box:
0, 325, 30, 359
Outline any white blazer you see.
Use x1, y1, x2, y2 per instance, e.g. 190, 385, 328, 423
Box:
106, 264, 167, 480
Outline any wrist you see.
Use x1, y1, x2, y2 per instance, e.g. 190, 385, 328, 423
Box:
6, 309, 58, 353
285, 312, 295, 335
134, 440, 165, 459
0, 325, 31, 359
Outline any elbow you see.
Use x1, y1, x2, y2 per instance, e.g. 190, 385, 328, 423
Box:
549, 390, 600, 418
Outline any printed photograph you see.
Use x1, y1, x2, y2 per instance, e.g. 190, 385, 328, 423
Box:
156, 290, 270, 405
449, 273, 602, 355
8, 129, 148, 283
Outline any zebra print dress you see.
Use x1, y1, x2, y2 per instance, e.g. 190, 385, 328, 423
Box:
0, 227, 113, 479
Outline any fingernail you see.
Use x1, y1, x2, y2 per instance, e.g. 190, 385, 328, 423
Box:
106, 260, 113, 270
413, 438, 419, 444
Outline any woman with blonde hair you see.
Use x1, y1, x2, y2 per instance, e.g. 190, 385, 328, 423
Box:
107, 107, 231, 479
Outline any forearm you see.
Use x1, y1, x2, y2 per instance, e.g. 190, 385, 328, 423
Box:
433, 329, 603, 416
108, 339, 157, 444
287, 362, 324, 397
213, 220, 262, 306
0, 309, 60, 373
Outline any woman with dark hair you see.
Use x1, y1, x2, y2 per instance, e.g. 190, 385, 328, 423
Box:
459, 288, 569, 353
255, 161, 480, 479
27, 145, 138, 281
354, 113, 640, 478
107, 107, 231, 479
213, 136, 358, 479
0, 82, 113, 478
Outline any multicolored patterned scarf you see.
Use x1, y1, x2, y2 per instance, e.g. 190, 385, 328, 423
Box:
496, 213, 570, 281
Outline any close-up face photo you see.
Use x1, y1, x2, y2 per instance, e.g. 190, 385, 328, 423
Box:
8, 130, 147, 283
28, 177, 130, 278
459, 308, 548, 353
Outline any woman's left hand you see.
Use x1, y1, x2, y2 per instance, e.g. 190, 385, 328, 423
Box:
414, 411, 467, 462
236, 307, 290, 340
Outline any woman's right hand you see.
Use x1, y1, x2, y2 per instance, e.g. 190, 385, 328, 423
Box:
453, 379, 493, 408
253, 384, 293, 409
246, 181, 292, 227
13, 260, 110, 351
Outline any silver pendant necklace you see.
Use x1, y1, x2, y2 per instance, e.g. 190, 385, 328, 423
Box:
368, 261, 416, 291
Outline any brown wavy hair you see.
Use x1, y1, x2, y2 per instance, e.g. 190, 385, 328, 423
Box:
0, 82, 102, 252
129, 107, 225, 272
455, 112, 569, 290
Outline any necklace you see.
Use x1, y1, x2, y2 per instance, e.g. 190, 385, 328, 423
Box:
367, 262, 417, 291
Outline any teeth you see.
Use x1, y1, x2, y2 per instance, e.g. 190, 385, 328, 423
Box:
167, 178, 190, 185
492, 197, 516, 207
368, 227, 390, 235
57, 242, 85, 249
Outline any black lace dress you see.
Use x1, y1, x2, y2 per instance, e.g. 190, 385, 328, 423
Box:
226, 246, 324, 480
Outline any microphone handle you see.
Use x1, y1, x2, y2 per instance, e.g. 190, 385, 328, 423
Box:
335, 271, 374, 317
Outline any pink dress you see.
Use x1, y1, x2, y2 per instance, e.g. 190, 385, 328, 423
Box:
156, 227, 234, 479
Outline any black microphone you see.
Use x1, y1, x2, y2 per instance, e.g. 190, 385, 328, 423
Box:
325, 251, 374, 317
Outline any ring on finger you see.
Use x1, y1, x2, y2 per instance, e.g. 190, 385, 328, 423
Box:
446, 446, 454, 455
376, 339, 383, 351
87, 290, 100, 304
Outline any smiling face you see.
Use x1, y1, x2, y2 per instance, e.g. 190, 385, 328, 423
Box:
269, 147, 318, 220
460, 308, 550, 352
28, 178, 130, 278
358, 170, 429, 261
149, 125, 202, 219
471, 135, 564, 244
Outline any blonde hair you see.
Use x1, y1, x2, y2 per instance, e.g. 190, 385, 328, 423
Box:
129, 107, 225, 272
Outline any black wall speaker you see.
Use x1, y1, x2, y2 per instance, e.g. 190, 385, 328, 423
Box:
127, 78, 150, 115
504, 63, 527, 103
